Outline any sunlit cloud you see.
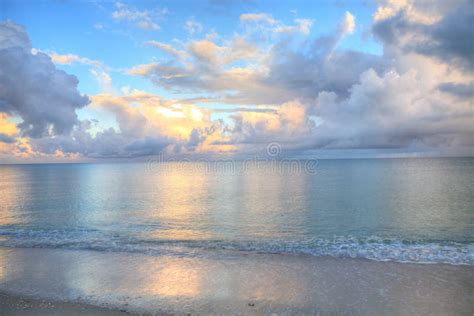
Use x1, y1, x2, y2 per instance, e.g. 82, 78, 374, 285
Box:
0, 0, 473, 162
49, 52, 104, 68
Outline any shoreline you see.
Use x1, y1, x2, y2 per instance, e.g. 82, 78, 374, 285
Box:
0, 246, 473, 315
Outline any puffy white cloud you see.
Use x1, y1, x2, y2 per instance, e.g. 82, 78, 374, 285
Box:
0, 22, 89, 138
2, 0, 473, 161
0, 21, 29, 49
313, 68, 473, 150
228, 100, 315, 145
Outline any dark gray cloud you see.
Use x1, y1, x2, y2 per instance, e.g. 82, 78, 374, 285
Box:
373, 0, 474, 69
124, 137, 169, 156
438, 82, 474, 98
416, 1, 474, 69
0, 133, 15, 143
0, 21, 89, 138
265, 46, 386, 100
31, 122, 170, 159
372, 11, 410, 46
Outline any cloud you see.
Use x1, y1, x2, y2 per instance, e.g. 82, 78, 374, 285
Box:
240, 13, 314, 35
220, 67, 472, 154
340, 11, 355, 34
25, 89, 229, 159
0, 21, 29, 49
240, 13, 277, 24
0, 133, 15, 144
228, 100, 315, 146
294, 19, 313, 35
48, 51, 114, 94
90, 69, 114, 93
112, 1, 167, 31
312, 68, 474, 150
0, 113, 17, 136
145, 40, 186, 59
48, 52, 104, 68
124, 137, 170, 156
128, 6, 472, 156
373, 0, 474, 69
93, 23, 105, 30
184, 18, 203, 35
417, 2, 474, 69
129, 11, 368, 106
0, 21, 89, 138
92, 92, 213, 138
129, 35, 263, 97
2, 1, 474, 161
438, 82, 474, 99
24, 117, 168, 159
29, 124, 128, 159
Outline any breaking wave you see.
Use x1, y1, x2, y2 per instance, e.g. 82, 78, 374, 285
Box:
0, 227, 472, 265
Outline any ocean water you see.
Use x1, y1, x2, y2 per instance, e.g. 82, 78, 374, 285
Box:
0, 158, 473, 265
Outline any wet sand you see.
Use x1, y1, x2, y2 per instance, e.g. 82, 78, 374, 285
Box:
0, 292, 128, 315
0, 247, 472, 315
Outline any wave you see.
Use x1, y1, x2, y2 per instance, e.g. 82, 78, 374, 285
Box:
0, 227, 472, 265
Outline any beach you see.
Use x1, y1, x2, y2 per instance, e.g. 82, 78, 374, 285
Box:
1, 0, 474, 313
0, 247, 472, 315
0, 160, 473, 314
0, 292, 128, 316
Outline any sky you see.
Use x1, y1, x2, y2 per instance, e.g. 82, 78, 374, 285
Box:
0, 0, 473, 163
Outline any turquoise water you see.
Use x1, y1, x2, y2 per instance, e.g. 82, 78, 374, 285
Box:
0, 158, 473, 265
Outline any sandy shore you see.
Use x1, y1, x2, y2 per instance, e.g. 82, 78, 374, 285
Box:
0, 292, 129, 315
0, 247, 473, 315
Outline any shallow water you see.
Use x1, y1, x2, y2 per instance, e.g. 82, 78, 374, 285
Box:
0, 247, 473, 315
0, 158, 473, 265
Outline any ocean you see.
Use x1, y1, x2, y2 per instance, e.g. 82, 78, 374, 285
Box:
0, 158, 473, 314
0, 158, 472, 265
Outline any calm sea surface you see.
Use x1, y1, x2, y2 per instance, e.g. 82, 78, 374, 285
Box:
0, 158, 473, 265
